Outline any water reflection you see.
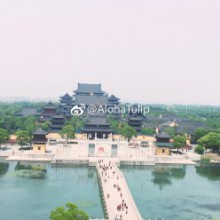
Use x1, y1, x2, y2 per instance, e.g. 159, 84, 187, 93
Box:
15, 162, 47, 179
196, 165, 220, 181
151, 165, 186, 190
88, 168, 95, 179
0, 162, 104, 219
0, 161, 9, 176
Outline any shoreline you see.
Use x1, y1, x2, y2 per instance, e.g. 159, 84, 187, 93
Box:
2, 155, 197, 166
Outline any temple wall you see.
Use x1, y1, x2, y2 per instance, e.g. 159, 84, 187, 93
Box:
134, 135, 155, 142
33, 144, 46, 153
156, 147, 170, 156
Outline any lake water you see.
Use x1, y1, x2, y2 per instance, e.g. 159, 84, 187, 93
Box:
0, 161, 220, 220
121, 165, 220, 220
0, 161, 104, 220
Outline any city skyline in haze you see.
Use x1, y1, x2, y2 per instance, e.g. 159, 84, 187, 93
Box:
0, 0, 220, 105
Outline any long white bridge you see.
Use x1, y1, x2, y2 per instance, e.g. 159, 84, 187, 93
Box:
96, 159, 143, 220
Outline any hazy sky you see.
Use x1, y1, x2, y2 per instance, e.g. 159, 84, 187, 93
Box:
0, 0, 220, 104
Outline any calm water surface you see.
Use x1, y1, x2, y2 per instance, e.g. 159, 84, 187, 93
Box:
121, 165, 220, 220
0, 161, 104, 220
0, 161, 220, 220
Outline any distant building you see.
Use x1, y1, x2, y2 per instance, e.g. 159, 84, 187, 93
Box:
108, 95, 121, 119
160, 121, 178, 127
39, 102, 57, 123
83, 114, 113, 139
74, 83, 113, 139
108, 95, 120, 106
155, 132, 172, 156
32, 128, 48, 153
144, 115, 208, 142
127, 104, 145, 132
58, 93, 74, 118
74, 83, 105, 96
7, 135, 17, 145
50, 115, 65, 133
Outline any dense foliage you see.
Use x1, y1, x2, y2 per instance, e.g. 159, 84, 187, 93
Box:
194, 145, 205, 154
141, 127, 155, 135
60, 125, 76, 141
121, 124, 137, 141
198, 132, 220, 152
0, 128, 9, 147
173, 135, 186, 149
15, 130, 31, 148
50, 202, 89, 220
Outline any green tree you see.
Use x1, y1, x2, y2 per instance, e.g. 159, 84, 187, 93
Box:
212, 128, 220, 134
66, 116, 84, 132
194, 128, 209, 143
164, 126, 177, 136
173, 135, 186, 150
50, 202, 89, 220
15, 130, 30, 149
109, 120, 121, 134
121, 124, 137, 141
40, 121, 51, 131
0, 128, 9, 148
198, 132, 220, 152
194, 145, 205, 154
141, 127, 155, 135
60, 125, 75, 142
24, 116, 36, 132
23, 116, 37, 145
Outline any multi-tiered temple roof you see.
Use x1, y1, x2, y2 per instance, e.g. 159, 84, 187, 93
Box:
73, 83, 113, 139
127, 104, 145, 132
74, 83, 105, 95
108, 95, 120, 106
58, 93, 74, 118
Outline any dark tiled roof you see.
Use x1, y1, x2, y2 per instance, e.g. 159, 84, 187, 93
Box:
52, 115, 65, 119
176, 126, 197, 135
75, 95, 108, 105
160, 121, 174, 126
128, 116, 143, 121
156, 131, 171, 139
60, 93, 72, 99
146, 116, 207, 133
43, 101, 57, 109
75, 83, 105, 94
84, 113, 110, 126
145, 117, 168, 126
108, 95, 120, 100
38, 116, 51, 122
50, 125, 64, 128
82, 127, 113, 132
143, 123, 157, 128
33, 128, 48, 135
20, 108, 39, 117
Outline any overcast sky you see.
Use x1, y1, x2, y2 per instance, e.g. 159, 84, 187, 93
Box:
0, 0, 219, 105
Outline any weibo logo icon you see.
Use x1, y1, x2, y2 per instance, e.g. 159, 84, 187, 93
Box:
71, 104, 85, 116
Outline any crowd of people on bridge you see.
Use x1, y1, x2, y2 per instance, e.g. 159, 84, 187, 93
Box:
98, 159, 129, 220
